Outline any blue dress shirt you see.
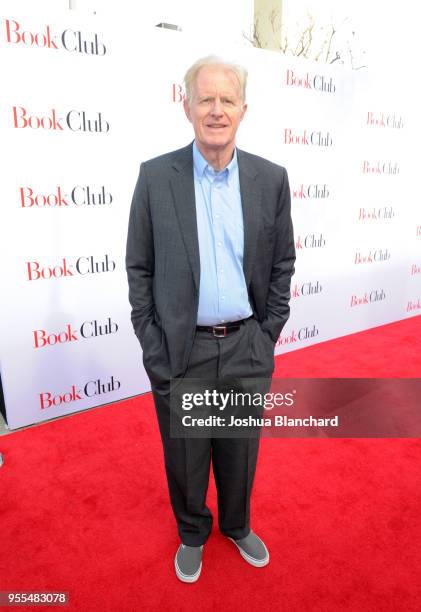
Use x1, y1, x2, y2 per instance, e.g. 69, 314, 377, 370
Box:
192, 141, 253, 326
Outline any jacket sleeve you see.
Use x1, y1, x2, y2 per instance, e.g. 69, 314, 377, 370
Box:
126, 164, 172, 391
260, 167, 296, 342
125, 163, 156, 345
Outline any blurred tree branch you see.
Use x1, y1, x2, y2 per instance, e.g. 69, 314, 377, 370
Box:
245, 11, 366, 70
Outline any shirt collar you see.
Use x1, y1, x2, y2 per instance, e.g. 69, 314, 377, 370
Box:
192, 140, 238, 186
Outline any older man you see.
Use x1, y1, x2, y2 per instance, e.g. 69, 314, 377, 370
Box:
126, 55, 295, 582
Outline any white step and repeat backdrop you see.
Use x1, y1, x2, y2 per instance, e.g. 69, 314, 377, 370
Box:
0, 9, 420, 429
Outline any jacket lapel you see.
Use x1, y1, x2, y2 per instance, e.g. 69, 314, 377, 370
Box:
238, 148, 261, 287
169, 143, 200, 292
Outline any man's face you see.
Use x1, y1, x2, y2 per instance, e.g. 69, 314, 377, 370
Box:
183, 65, 247, 156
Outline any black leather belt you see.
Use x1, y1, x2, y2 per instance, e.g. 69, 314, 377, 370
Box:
196, 316, 253, 337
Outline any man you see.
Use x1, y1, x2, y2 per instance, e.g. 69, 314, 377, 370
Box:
126, 55, 295, 582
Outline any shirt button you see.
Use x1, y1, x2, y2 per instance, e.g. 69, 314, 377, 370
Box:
217, 242, 222, 246
221, 296, 225, 300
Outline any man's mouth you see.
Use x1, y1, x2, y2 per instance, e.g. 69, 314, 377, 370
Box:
207, 124, 227, 129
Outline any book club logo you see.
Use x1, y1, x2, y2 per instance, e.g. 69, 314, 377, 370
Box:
12, 106, 110, 133
285, 69, 336, 93
39, 375, 121, 410
26, 255, 116, 281
362, 161, 399, 175
350, 289, 386, 307
277, 324, 319, 348
292, 184, 330, 200
366, 112, 404, 129
19, 185, 112, 208
291, 280, 323, 299
354, 249, 390, 265
4, 18, 107, 55
172, 83, 186, 103
406, 298, 421, 312
33, 318, 119, 349
295, 233, 326, 249
358, 206, 395, 221
284, 129, 333, 147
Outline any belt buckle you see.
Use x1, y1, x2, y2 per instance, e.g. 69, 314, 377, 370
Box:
213, 325, 227, 338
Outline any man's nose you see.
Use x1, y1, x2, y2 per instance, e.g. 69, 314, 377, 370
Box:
210, 98, 223, 116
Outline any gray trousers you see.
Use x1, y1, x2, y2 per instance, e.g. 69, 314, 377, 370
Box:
152, 317, 275, 546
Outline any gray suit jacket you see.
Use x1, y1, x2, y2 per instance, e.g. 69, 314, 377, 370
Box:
126, 142, 295, 393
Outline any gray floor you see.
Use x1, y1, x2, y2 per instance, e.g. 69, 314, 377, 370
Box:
0, 410, 9, 435
0, 406, 84, 436
0, 410, 8, 466
0, 404, 79, 436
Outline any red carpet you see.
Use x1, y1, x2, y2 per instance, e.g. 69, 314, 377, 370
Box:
276, 316, 421, 378
1, 317, 420, 611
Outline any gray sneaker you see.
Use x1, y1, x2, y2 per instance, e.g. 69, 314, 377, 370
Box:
228, 531, 269, 567
174, 544, 203, 583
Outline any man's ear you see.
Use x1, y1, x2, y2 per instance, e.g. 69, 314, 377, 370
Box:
239, 102, 248, 122
183, 98, 192, 122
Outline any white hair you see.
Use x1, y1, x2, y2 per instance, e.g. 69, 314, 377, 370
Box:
183, 55, 248, 105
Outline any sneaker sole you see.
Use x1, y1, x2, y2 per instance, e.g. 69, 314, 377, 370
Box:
228, 537, 270, 567
174, 556, 202, 583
